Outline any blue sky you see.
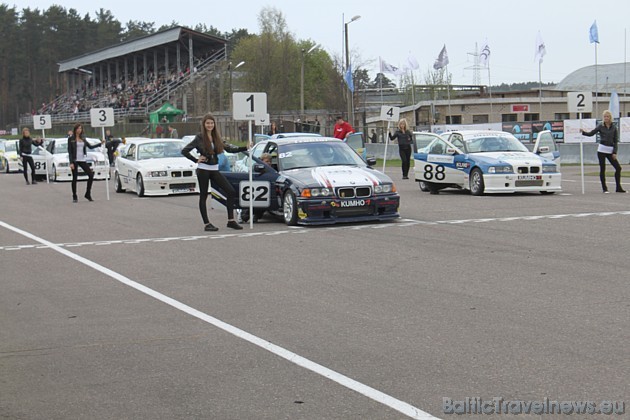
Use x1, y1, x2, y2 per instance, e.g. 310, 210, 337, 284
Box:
7, 0, 630, 86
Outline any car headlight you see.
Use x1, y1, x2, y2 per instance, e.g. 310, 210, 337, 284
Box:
309, 187, 332, 197
542, 165, 558, 173
374, 183, 395, 193
488, 166, 513, 174
148, 171, 167, 177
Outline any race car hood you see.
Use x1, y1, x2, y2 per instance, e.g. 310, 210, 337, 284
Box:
471, 152, 549, 166
285, 165, 386, 188
137, 157, 196, 170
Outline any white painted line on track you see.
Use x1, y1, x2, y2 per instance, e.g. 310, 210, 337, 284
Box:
4, 211, 630, 252
0, 219, 438, 420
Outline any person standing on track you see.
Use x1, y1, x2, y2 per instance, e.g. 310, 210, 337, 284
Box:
18, 127, 44, 185
182, 113, 248, 231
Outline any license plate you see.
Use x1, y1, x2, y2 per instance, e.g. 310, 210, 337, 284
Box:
518, 175, 541, 180
339, 199, 368, 208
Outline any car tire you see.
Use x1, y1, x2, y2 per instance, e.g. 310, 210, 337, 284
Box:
419, 181, 429, 192
282, 190, 298, 226
115, 172, 126, 193
136, 174, 145, 197
540, 191, 555, 195
470, 168, 485, 196
51, 165, 57, 182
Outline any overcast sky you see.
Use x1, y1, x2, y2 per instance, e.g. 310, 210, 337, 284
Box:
7, 0, 630, 86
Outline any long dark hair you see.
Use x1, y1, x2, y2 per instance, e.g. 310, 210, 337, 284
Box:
72, 123, 85, 141
199, 113, 224, 155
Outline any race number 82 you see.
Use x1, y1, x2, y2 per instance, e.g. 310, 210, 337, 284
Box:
239, 181, 271, 207
423, 164, 445, 181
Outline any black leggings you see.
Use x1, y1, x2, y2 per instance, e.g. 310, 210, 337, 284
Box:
597, 152, 622, 191
71, 161, 94, 198
399, 145, 412, 177
196, 169, 237, 224
22, 156, 35, 181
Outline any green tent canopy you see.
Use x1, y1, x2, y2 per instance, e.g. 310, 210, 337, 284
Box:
149, 102, 185, 125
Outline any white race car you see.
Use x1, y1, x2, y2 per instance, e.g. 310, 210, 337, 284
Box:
414, 130, 561, 195
42, 138, 109, 182
114, 138, 198, 196
2, 140, 21, 173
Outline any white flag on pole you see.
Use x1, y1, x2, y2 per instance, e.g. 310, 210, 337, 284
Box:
534, 31, 546, 64
433, 45, 449, 70
479, 41, 490, 67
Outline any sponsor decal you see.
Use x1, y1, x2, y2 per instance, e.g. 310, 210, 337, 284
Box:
428, 154, 454, 164
298, 209, 307, 219
456, 162, 470, 169
339, 199, 369, 207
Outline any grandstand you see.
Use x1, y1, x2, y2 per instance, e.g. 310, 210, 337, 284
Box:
24, 26, 228, 126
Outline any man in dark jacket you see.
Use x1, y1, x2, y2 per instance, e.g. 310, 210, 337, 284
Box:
19, 127, 43, 185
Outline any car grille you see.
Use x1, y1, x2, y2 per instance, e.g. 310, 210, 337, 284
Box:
171, 170, 194, 177
517, 166, 541, 174
170, 182, 196, 190
336, 186, 372, 198
335, 207, 374, 217
515, 180, 544, 187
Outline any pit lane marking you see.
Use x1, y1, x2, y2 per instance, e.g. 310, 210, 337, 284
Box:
0, 220, 437, 420
2, 210, 630, 252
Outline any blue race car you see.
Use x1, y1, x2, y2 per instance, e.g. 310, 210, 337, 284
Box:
414, 130, 561, 195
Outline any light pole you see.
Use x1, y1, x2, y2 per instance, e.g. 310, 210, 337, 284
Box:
229, 60, 245, 109
344, 15, 360, 125
300, 45, 317, 119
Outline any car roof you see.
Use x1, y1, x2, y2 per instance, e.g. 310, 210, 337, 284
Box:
260, 136, 343, 146
126, 138, 184, 145
445, 130, 516, 139
270, 132, 322, 139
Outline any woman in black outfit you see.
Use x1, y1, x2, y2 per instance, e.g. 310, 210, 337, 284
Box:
182, 113, 247, 231
18, 127, 44, 185
388, 118, 416, 179
68, 123, 102, 202
581, 109, 626, 193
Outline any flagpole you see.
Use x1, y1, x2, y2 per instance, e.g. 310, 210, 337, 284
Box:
488, 60, 493, 119
410, 70, 416, 128
539, 60, 543, 117
595, 42, 599, 117
624, 28, 627, 117
446, 66, 452, 124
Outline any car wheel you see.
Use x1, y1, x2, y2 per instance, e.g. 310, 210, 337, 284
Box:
419, 181, 429, 192
51, 165, 57, 182
136, 174, 145, 197
282, 190, 298, 226
540, 191, 555, 195
5, 160, 9, 173
470, 168, 485, 196
115, 172, 125, 193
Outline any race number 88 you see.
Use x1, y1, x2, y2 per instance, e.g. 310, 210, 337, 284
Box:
423, 164, 445, 180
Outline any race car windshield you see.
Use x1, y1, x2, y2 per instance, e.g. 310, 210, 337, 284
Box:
279, 142, 366, 171
137, 142, 184, 159
4, 142, 16, 152
54, 143, 68, 154
465, 136, 529, 153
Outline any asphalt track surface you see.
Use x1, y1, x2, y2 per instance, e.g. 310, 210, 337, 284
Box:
1, 165, 628, 419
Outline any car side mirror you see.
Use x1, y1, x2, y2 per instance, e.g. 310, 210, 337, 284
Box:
366, 157, 377, 166
537, 146, 550, 153
253, 163, 266, 173
446, 147, 457, 155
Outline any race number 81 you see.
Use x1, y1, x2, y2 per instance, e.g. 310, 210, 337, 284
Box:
423, 164, 446, 180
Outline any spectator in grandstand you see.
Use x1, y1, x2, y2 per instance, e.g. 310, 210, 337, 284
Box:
168, 124, 179, 138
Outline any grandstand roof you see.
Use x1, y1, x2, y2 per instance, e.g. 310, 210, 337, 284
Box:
58, 26, 227, 73
554, 62, 630, 93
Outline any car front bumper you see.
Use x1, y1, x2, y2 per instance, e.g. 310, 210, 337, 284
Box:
143, 176, 199, 196
53, 165, 110, 181
295, 194, 400, 225
480, 173, 562, 193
